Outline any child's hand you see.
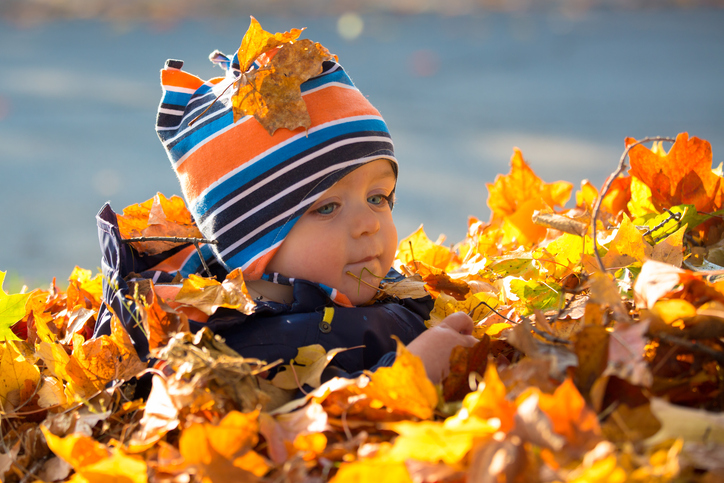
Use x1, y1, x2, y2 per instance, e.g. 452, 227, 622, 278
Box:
406, 312, 478, 384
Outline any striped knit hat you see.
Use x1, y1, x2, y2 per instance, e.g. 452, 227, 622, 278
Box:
155, 48, 397, 281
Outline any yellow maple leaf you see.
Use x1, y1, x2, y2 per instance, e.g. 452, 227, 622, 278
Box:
41, 427, 110, 471
331, 445, 413, 483
179, 410, 265, 482
237, 16, 303, 72
271, 344, 348, 390
0, 340, 40, 409
385, 420, 489, 465
396, 225, 457, 271
363, 338, 438, 420
449, 363, 517, 433
602, 215, 652, 268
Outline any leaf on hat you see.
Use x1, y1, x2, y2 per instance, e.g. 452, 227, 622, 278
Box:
231, 17, 335, 135
116, 193, 203, 256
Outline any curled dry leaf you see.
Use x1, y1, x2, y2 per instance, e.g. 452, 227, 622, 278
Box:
116, 193, 203, 256
174, 268, 256, 316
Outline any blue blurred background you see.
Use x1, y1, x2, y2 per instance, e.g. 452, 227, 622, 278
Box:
1, 0, 723, 288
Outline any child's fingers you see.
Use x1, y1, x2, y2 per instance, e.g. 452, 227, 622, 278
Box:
439, 312, 474, 335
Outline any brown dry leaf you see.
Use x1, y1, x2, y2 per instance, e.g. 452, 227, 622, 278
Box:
442, 335, 490, 402
116, 193, 203, 255
604, 320, 652, 388
378, 273, 429, 300
532, 211, 588, 237
628, 132, 723, 212
499, 357, 558, 398
174, 269, 255, 316
649, 223, 686, 267
588, 271, 630, 322
468, 436, 527, 483
573, 325, 609, 400
600, 403, 661, 443
232, 18, 334, 134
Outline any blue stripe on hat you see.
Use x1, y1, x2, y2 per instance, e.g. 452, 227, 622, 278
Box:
221, 215, 301, 271
161, 90, 194, 107
189, 118, 392, 217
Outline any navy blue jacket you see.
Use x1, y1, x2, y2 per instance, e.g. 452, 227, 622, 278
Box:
93, 203, 432, 378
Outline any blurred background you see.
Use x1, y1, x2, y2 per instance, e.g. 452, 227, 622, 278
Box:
1, 0, 723, 288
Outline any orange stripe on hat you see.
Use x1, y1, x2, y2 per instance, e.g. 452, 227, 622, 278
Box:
161, 68, 207, 91
148, 245, 197, 273
176, 84, 381, 203
242, 247, 279, 280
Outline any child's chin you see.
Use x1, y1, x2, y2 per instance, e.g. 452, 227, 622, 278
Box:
344, 285, 378, 306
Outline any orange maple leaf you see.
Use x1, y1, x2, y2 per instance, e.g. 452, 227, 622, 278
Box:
487, 148, 572, 219
116, 193, 203, 256
537, 378, 602, 452
487, 148, 572, 245
628, 132, 723, 212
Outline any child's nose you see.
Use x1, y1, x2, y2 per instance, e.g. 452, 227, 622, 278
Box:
351, 205, 380, 238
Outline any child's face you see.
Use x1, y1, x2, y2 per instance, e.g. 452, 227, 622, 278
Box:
266, 159, 398, 305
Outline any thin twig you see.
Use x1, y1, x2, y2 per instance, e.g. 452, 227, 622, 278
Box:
188, 77, 238, 126
121, 236, 218, 244
345, 271, 382, 293
122, 236, 218, 277
468, 300, 508, 320
19, 455, 50, 483
656, 332, 724, 365
590, 136, 676, 272
642, 208, 682, 238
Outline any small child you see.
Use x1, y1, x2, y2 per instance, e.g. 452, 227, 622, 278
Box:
94, 24, 476, 384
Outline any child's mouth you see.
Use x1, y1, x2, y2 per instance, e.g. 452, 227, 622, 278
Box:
350, 255, 376, 265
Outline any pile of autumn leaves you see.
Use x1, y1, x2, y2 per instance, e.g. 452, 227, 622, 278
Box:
3, 132, 724, 482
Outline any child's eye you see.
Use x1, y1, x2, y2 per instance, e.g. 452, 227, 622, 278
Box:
316, 202, 337, 215
368, 193, 394, 210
